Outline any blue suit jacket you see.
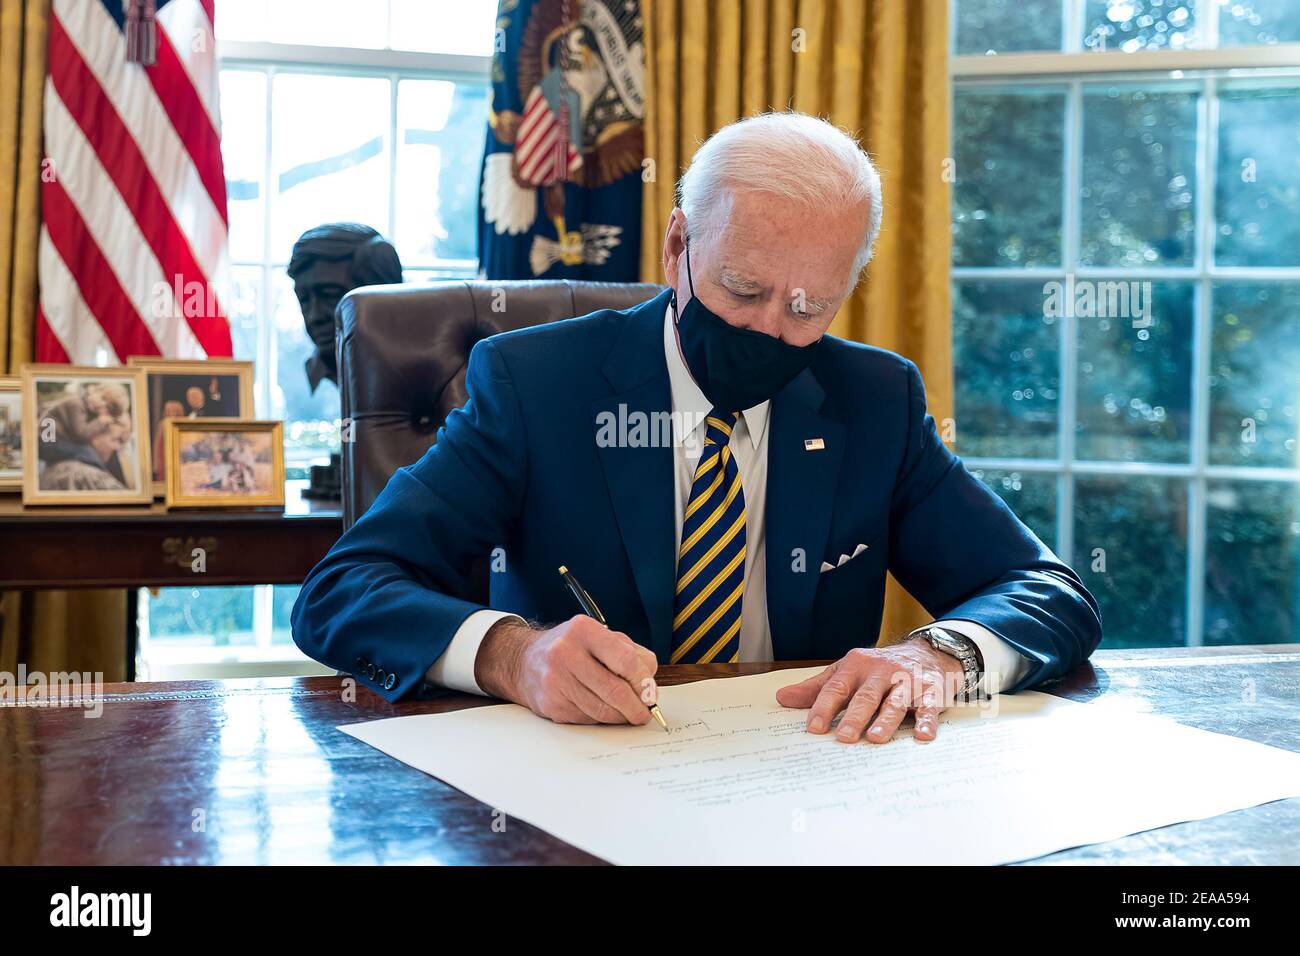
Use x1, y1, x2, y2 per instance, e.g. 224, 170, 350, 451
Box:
292, 288, 1101, 702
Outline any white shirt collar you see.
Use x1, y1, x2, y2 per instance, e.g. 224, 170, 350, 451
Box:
662, 303, 769, 452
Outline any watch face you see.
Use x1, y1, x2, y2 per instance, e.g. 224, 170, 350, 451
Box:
928, 628, 962, 652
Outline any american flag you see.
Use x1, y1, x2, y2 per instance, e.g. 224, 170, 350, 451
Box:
38, 0, 232, 364
515, 85, 582, 186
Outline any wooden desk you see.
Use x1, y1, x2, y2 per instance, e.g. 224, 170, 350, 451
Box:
2, 645, 1297, 865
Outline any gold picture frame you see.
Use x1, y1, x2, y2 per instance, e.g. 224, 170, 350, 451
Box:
127, 357, 255, 496
20, 364, 153, 506
0, 376, 21, 491
164, 418, 285, 509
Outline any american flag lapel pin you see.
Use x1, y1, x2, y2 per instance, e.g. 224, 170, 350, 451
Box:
804, 438, 825, 451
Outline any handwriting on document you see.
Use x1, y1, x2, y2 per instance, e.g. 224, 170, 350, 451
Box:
339, 667, 1300, 865
583, 701, 1004, 811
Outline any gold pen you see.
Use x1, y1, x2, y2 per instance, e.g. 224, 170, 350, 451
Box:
558, 565, 669, 732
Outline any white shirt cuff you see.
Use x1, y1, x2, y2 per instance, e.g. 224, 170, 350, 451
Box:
932, 619, 1030, 696
424, 609, 525, 696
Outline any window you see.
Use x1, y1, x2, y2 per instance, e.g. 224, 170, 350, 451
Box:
220, 66, 488, 470
139, 4, 494, 678
952, 0, 1300, 648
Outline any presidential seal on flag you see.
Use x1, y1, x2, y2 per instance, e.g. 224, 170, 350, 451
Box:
479, 0, 646, 280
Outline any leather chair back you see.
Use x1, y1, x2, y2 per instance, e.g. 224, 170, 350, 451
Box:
336, 279, 665, 530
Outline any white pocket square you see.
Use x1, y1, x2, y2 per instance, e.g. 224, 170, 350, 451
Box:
819, 542, 869, 573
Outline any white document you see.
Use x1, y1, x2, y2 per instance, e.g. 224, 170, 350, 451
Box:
339, 667, 1300, 865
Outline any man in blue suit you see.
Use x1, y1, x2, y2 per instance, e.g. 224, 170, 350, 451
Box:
293, 112, 1101, 745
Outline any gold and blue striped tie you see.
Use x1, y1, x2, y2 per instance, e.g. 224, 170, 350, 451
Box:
671, 410, 745, 664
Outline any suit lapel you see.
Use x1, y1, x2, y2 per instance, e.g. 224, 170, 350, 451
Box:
592, 289, 677, 661
765, 368, 845, 661
591, 289, 846, 664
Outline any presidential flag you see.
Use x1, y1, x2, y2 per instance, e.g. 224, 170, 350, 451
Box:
477, 0, 645, 281
38, 0, 232, 364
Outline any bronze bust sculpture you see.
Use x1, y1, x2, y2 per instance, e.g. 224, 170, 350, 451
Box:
288, 223, 403, 393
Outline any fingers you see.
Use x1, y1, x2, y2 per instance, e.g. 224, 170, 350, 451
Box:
789, 647, 953, 745
805, 658, 865, 734
834, 671, 892, 742
912, 675, 945, 742
865, 680, 913, 744
518, 615, 657, 725
564, 675, 631, 724
571, 653, 652, 725
638, 676, 659, 706
774, 663, 836, 709
547, 696, 598, 724
579, 620, 656, 724
587, 623, 658, 682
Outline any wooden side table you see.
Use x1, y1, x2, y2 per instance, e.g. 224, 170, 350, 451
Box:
0, 481, 342, 677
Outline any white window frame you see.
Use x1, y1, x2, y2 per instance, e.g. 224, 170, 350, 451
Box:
952, 1, 1300, 646
218, 42, 491, 430
141, 41, 491, 679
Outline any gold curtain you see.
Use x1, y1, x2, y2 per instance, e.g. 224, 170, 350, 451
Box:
0, 0, 44, 370
641, 0, 952, 642
0, 0, 127, 683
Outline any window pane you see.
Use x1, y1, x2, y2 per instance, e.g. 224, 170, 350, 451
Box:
213, 0, 269, 41
1219, 0, 1300, 46
954, 0, 1062, 54
970, 468, 1058, 550
1075, 282, 1194, 463
1205, 481, 1300, 645
228, 266, 262, 407
1081, 86, 1198, 268
272, 585, 300, 645
390, 0, 499, 55
270, 73, 392, 261
396, 79, 489, 267
953, 281, 1060, 458
256, 0, 387, 48
403, 267, 480, 284
145, 587, 256, 647
1209, 282, 1300, 468
1075, 475, 1188, 647
1215, 85, 1300, 268
1083, 0, 1202, 52
953, 89, 1065, 267
220, 70, 266, 262
270, 269, 341, 472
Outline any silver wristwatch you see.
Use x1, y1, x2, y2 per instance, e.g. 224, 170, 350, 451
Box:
911, 625, 984, 701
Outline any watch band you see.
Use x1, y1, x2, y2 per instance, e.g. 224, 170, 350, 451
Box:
911, 625, 984, 701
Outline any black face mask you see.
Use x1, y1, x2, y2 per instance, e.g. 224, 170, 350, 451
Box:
671, 243, 821, 413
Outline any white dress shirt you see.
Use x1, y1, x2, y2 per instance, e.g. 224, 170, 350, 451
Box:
427, 305, 1030, 696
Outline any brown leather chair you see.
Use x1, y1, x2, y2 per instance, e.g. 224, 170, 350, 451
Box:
336, 279, 665, 537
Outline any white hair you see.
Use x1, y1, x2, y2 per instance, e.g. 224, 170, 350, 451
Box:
675, 112, 884, 297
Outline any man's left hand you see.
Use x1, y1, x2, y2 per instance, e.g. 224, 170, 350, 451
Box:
774, 640, 967, 744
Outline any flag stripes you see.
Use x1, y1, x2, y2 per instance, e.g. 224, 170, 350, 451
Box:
38, 0, 232, 364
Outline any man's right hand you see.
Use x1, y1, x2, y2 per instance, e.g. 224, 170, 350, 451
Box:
473, 615, 660, 725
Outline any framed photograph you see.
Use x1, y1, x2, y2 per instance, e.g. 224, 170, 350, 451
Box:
164, 418, 285, 509
127, 357, 254, 494
0, 376, 21, 490
20, 365, 152, 505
